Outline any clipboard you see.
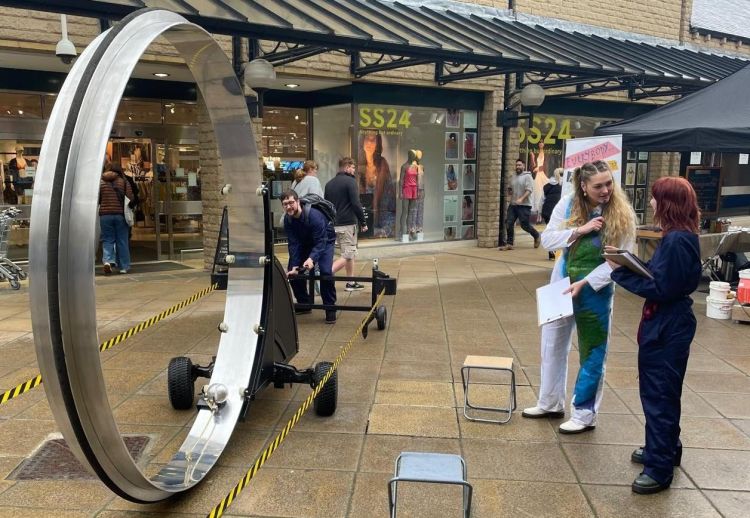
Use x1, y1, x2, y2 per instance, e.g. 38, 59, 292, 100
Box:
536, 277, 574, 327
602, 250, 654, 279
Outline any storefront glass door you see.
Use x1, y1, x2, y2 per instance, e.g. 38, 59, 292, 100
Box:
154, 143, 202, 260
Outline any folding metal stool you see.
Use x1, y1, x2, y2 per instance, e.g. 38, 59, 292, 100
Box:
388, 452, 472, 518
461, 355, 516, 424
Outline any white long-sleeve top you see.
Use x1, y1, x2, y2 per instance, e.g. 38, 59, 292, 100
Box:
543, 194, 636, 291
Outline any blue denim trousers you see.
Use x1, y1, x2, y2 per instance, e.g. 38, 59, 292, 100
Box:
100, 214, 131, 271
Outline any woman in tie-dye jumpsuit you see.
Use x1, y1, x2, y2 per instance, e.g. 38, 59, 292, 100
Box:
522, 160, 636, 434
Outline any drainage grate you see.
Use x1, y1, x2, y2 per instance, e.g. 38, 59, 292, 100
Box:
8, 435, 150, 481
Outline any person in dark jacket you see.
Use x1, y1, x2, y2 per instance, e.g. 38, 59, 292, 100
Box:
99, 162, 134, 274
324, 157, 368, 291
607, 177, 702, 495
541, 167, 563, 260
282, 190, 337, 324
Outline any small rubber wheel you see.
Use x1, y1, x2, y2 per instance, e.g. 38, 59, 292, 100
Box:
9, 278, 20, 290
376, 305, 387, 330
16, 270, 27, 280
167, 356, 195, 410
312, 361, 337, 417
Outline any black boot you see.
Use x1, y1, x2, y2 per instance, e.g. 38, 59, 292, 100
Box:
632, 473, 671, 495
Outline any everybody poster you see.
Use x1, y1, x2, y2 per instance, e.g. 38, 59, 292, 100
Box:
562, 135, 623, 198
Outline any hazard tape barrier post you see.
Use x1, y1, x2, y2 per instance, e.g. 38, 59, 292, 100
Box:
0, 283, 218, 406
207, 290, 386, 518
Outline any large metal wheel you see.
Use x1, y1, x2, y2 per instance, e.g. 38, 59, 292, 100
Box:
29, 9, 264, 502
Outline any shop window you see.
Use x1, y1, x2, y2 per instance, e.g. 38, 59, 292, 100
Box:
0, 92, 43, 119
313, 104, 352, 186
164, 102, 197, 125
115, 99, 163, 124
42, 94, 57, 119
354, 105, 478, 242
262, 107, 308, 160
623, 151, 650, 225
519, 114, 620, 220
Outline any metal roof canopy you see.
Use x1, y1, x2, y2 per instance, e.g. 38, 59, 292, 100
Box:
1, 0, 748, 100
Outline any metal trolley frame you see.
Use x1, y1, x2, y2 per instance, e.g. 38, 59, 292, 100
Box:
0, 207, 27, 290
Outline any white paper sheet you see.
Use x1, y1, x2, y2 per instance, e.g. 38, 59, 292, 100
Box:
536, 277, 574, 327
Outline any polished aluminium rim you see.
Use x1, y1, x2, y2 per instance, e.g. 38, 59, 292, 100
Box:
29, 9, 264, 502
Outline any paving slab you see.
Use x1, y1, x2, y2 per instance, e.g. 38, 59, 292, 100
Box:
1, 243, 749, 517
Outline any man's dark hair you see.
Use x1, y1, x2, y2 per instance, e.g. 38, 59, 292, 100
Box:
516, 158, 524, 164
338, 156, 355, 169
280, 189, 299, 202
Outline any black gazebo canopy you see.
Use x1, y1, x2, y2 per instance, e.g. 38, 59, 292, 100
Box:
596, 64, 750, 152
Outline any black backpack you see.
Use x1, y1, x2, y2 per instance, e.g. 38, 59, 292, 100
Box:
300, 193, 336, 225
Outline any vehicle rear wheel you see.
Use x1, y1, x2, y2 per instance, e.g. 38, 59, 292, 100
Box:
312, 361, 337, 417
376, 305, 387, 330
167, 356, 195, 410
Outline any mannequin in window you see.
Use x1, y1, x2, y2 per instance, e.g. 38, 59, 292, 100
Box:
399, 149, 423, 240
529, 141, 549, 215
8, 145, 27, 178
413, 150, 425, 236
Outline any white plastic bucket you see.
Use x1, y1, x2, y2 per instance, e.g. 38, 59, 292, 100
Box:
706, 295, 732, 320
709, 281, 731, 300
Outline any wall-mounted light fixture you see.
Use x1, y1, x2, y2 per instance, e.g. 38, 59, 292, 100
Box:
243, 59, 276, 118
497, 83, 546, 128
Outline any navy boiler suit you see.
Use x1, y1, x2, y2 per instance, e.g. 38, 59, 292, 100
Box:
284, 205, 337, 307
611, 231, 701, 485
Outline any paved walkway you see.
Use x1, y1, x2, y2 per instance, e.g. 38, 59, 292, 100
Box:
0, 238, 748, 517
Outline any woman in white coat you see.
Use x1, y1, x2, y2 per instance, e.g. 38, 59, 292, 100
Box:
522, 160, 636, 433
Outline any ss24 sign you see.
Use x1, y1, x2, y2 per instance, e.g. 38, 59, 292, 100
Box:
359, 107, 412, 129
519, 116, 572, 144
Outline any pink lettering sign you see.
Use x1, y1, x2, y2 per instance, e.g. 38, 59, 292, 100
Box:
564, 141, 621, 169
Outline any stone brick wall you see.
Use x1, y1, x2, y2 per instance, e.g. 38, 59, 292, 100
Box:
0, 7, 232, 64
477, 89, 505, 247
514, 0, 685, 40
686, 32, 750, 58
644, 152, 681, 224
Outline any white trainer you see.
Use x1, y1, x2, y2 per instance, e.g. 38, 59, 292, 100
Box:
558, 419, 596, 434
521, 406, 565, 419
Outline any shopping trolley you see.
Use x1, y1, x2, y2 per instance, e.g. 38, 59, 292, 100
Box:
0, 207, 27, 290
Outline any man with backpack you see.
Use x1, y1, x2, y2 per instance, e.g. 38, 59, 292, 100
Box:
324, 157, 368, 291
281, 189, 338, 324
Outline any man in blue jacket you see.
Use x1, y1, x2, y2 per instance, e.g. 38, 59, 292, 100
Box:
282, 190, 337, 323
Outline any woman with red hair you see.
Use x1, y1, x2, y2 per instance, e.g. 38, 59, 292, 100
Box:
607, 177, 701, 495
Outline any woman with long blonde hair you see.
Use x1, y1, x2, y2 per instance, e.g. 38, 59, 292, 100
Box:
523, 160, 636, 433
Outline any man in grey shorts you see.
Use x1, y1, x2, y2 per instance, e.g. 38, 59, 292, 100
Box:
324, 157, 368, 291
499, 158, 541, 251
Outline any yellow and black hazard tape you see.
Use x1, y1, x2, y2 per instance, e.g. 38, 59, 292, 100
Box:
0, 283, 218, 406
99, 283, 218, 352
0, 374, 42, 405
207, 290, 386, 518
